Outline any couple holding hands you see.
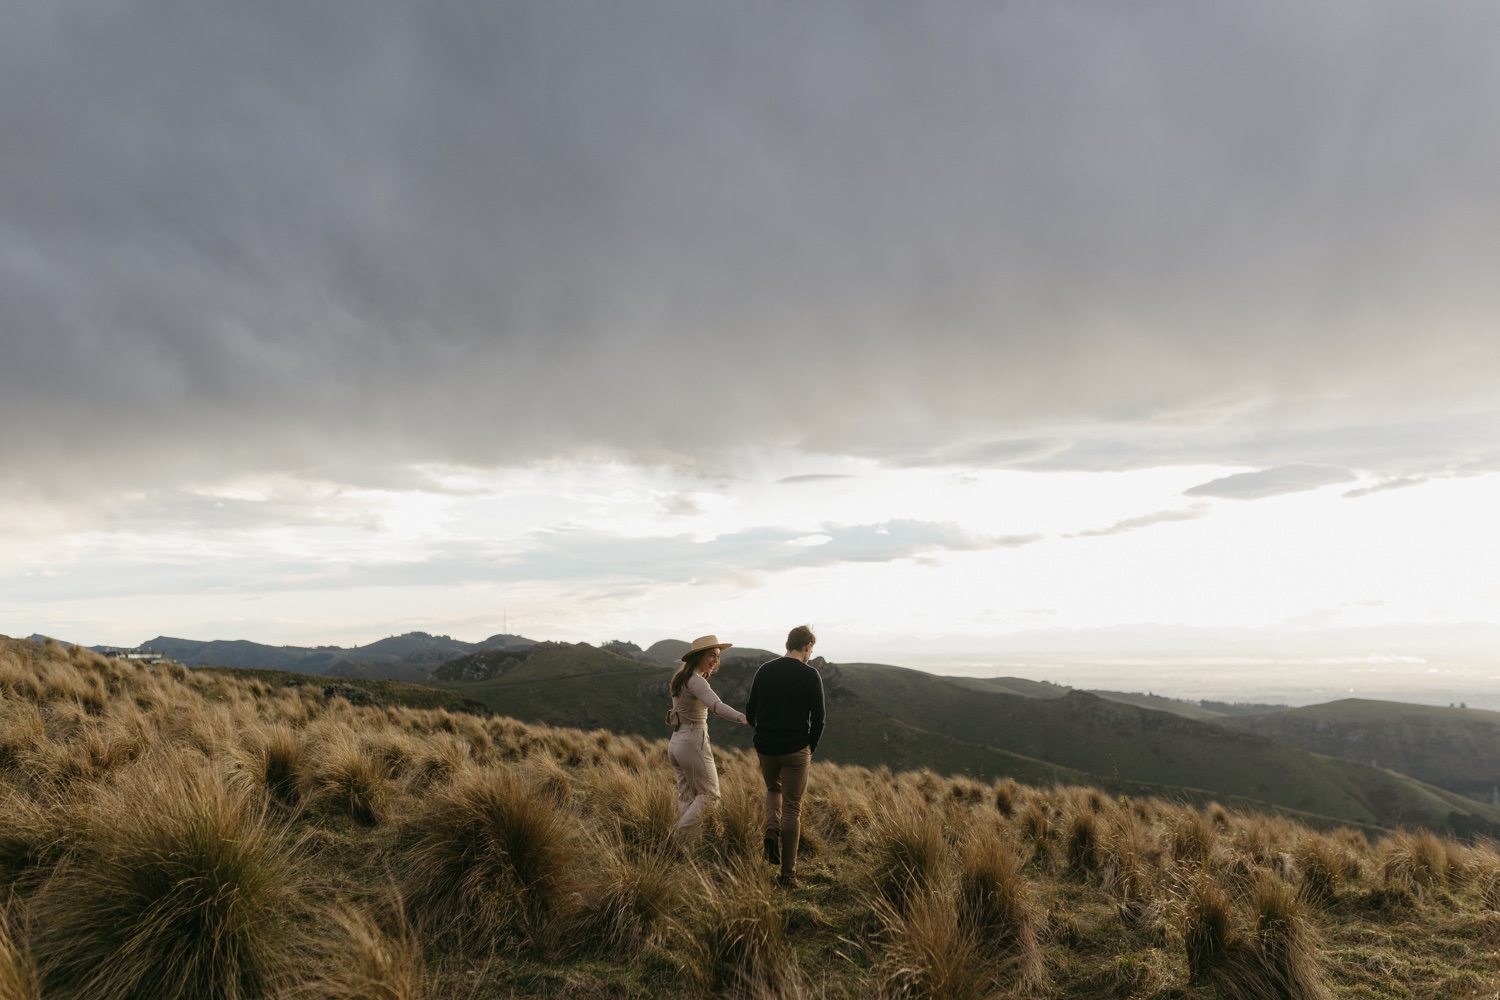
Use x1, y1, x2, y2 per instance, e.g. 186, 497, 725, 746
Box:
666, 625, 824, 886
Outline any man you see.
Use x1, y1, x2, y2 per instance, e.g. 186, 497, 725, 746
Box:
744, 624, 825, 886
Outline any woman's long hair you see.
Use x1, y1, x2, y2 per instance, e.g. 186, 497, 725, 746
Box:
669, 648, 712, 697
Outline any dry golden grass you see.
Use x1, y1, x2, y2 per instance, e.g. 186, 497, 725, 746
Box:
4, 636, 1500, 998
292, 902, 427, 1000
0, 905, 41, 1000
398, 765, 581, 954
30, 759, 304, 1000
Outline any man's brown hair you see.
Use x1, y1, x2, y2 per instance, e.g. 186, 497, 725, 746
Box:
785, 624, 816, 652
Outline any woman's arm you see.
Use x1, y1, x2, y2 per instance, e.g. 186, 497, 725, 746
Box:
686, 673, 748, 724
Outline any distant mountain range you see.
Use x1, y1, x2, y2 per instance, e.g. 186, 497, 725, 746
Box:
90, 631, 539, 683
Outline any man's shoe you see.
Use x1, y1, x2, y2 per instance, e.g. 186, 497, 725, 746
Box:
763, 836, 780, 866
776, 873, 799, 889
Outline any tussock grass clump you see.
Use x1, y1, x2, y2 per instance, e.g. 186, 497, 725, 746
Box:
31, 759, 303, 1000
867, 808, 947, 911
956, 830, 1046, 990
247, 725, 303, 805
871, 888, 985, 1000
1065, 809, 1103, 876
410, 733, 470, 790
0, 907, 40, 1000
1102, 816, 1155, 919
686, 862, 803, 999
303, 734, 393, 826
520, 751, 573, 804
365, 731, 419, 781
0, 789, 69, 890
710, 758, 768, 862
1186, 872, 1330, 1000
1382, 830, 1450, 890
1247, 873, 1328, 998
947, 777, 986, 806
1218, 873, 1329, 1000
294, 903, 426, 1000
1297, 835, 1353, 907
400, 765, 580, 953
992, 778, 1019, 817
581, 838, 685, 958
589, 761, 677, 847
1172, 809, 1217, 868
0, 703, 45, 771
1477, 866, 1500, 912
1184, 878, 1235, 984
1018, 800, 1053, 858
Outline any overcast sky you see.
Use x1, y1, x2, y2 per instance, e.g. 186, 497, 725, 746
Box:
3, 1, 1499, 695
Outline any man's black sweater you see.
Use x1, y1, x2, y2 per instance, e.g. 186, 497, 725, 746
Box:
745, 655, 826, 755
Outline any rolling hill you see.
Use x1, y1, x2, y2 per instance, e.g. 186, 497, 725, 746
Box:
944, 675, 1285, 721
830, 661, 1498, 831
431, 643, 1099, 788
425, 642, 1500, 833
1219, 698, 1500, 801
639, 638, 779, 665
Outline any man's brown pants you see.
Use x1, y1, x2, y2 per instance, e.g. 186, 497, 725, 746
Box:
758, 747, 811, 877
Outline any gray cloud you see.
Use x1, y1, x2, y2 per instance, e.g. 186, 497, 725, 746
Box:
5, 2, 1500, 493
502, 520, 1040, 584
776, 474, 855, 484
1184, 465, 1355, 500
880, 405, 1500, 481
1343, 477, 1426, 499
656, 493, 705, 516
1068, 506, 1210, 538
0, 518, 1040, 602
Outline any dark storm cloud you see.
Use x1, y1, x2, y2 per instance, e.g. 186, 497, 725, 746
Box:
1184, 465, 1355, 500
5, 0, 1500, 492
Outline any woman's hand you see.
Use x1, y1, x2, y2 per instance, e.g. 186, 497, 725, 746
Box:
737, 712, 749, 725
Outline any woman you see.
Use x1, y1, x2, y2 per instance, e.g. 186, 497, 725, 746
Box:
666, 634, 747, 836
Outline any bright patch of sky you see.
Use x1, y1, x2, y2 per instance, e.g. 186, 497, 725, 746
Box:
5, 458, 1498, 693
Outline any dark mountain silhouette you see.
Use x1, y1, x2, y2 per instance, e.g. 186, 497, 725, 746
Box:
134, 631, 537, 681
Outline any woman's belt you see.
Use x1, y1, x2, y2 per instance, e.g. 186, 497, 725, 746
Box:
665, 708, 708, 730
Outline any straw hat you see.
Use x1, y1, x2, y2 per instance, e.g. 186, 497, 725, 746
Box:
680, 634, 734, 660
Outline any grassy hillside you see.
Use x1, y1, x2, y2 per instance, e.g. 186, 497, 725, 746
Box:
827, 663, 1500, 833
424, 645, 1498, 835
1221, 699, 1500, 801
943, 675, 1285, 721
431, 644, 1100, 788
8, 637, 1500, 998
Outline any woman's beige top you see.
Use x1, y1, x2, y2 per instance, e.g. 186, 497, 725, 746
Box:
671, 672, 746, 727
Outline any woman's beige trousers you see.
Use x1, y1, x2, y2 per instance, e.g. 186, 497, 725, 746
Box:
668, 724, 720, 833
